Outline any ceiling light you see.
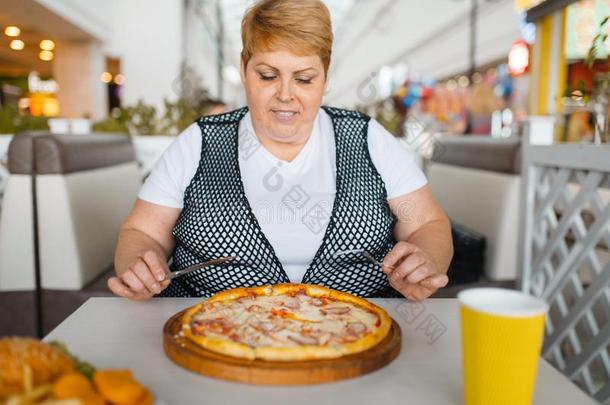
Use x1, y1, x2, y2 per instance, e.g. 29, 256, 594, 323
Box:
39, 50, 54, 61
4, 26, 20, 37
113, 74, 125, 85
10, 39, 24, 50
40, 40, 55, 51
101, 72, 112, 83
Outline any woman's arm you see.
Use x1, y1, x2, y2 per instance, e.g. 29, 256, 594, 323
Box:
383, 185, 454, 300
108, 199, 182, 300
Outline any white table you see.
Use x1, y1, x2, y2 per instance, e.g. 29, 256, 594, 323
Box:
44, 298, 596, 405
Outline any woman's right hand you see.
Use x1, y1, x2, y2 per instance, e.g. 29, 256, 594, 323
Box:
107, 250, 171, 300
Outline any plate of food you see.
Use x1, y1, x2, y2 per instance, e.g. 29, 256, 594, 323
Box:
164, 283, 401, 385
0, 338, 156, 404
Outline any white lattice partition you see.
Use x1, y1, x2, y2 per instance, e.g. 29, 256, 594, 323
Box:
520, 135, 610, 403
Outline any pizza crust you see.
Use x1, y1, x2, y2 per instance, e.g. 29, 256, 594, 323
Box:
181, 284, 393, 362
184, 333, 256, 360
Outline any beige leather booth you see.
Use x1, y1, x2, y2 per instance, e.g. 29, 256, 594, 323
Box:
427, 136, 521, 281
0, 133, 140, 335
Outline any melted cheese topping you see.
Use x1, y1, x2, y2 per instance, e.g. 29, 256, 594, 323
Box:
190, 292, 380, 348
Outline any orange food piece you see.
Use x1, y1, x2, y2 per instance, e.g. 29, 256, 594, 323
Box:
80, 392, 106, 405
52, 372, 95, 399
0, 337, 74, 398
93, 369, 145, 405
133, 388, 153, 405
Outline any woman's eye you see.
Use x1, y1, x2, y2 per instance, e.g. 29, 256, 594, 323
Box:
296, 78, 313, 84
260, 75, 276, 81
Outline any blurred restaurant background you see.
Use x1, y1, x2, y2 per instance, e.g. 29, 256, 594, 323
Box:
1, 0, 610, 401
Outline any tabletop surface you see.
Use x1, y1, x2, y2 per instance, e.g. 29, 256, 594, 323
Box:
44, 297, 596, 405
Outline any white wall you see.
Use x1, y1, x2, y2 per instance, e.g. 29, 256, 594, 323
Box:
184, 0, 245, 107
32, 0, 257, 114
53, 40, 107, 119
104, 0, 184, 110
184, 0, 224, 102
106, 0, 244, 110
35, 0, 112, 41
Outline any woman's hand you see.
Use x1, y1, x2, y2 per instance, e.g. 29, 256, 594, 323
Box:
382, 241, 449, 301
111, 199, 181, 300
107, 250, 171, 300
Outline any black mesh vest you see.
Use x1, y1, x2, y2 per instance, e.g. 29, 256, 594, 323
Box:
161, 106, 399, 298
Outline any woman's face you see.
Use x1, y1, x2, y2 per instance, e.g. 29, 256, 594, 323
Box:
241, 50, 326, 144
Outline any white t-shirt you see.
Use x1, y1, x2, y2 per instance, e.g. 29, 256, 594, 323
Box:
139, 109, 427, 282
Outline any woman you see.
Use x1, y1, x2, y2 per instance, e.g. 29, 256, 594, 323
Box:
108, 0, 453, 301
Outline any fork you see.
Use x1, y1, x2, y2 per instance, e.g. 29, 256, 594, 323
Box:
332, 249, 395, 270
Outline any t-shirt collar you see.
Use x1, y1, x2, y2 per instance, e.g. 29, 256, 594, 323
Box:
242, 108, 322, 165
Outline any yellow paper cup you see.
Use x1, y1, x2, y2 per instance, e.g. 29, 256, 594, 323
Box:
458, 288, 548, 405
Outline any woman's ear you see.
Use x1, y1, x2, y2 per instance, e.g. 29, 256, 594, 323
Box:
240, 60, 247, 85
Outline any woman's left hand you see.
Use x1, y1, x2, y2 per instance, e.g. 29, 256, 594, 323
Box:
382, 241, 449, 301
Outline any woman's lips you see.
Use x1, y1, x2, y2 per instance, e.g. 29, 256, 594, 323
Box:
271, 109, 299, 124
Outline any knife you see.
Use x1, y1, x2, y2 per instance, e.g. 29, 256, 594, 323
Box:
167, 256, 234, 280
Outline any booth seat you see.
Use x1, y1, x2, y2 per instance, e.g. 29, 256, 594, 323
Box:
427, 136, 521, 281
0, 132, 140, 335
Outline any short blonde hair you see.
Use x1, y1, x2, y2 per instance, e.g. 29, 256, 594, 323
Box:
241, 0, 333, 76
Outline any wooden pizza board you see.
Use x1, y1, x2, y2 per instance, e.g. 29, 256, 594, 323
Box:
163, 309, 402, 385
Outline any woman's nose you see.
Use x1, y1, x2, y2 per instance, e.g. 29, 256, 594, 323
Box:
276, 80, 294, 102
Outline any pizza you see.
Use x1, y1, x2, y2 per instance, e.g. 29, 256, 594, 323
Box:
180, 283, 392, 361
